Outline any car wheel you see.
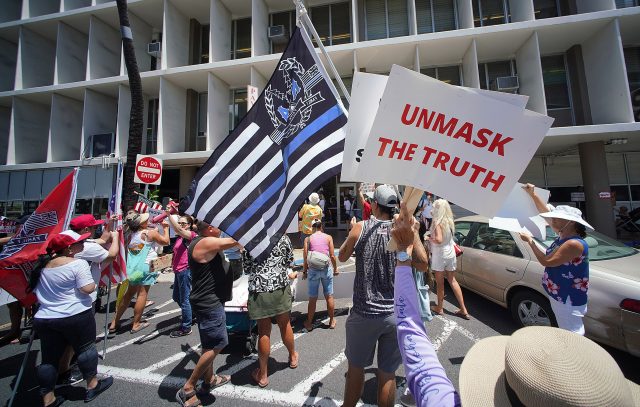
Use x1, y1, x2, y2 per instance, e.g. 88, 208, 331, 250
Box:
510, 291, 556, 328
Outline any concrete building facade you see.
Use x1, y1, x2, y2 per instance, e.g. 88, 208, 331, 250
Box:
0, 0, 639, 234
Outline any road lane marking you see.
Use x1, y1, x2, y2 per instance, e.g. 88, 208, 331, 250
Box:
433, 318, 457, 351
290, 351, 347, 394
142, 343, 202, 373
98, 364, 376, 406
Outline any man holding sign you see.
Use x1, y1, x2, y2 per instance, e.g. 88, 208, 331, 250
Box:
338, 185, 427, 407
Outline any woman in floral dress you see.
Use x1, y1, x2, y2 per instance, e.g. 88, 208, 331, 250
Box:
519, 183, 593, 335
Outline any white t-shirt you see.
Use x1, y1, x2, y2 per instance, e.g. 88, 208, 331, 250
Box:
34, 259, 94, 319
422, 201, 433, 219
75, 240, 109, 302
344, 199, 352, 214
319, 199, 325, 212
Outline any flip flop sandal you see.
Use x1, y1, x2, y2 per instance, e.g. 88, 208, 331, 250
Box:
251, 368, 269, 388
430, 307, 444, 316
176, 388, 202, 407
455, 311, 471, 320
45, 396, 65, 407
108, 324, 121, 334
288, 352, 299, 369
130, 322, 150, 334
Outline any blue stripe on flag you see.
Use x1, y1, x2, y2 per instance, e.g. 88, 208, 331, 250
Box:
226, 173, 287, 235
282, 104, 343, 172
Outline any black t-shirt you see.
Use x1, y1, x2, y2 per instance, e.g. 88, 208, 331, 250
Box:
187, 237, 232, 313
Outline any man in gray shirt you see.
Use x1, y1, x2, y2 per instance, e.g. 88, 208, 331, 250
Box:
338, 185, 427, 407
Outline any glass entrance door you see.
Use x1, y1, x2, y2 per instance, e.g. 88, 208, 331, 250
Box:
337, 182, 357, 230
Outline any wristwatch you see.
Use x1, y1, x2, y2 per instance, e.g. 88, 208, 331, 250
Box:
396, 251, 412, 262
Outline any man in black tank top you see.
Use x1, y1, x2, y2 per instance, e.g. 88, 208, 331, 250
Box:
176, 221, 239, 407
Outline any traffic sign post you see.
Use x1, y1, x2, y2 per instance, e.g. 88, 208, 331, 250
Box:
134, 155, 163, 185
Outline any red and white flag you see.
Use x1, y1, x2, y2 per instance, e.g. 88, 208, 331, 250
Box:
134, 195, 162, 213
100, 161, 127, 286
0, 169, 78, 306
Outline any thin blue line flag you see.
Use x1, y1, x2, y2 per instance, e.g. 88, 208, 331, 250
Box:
182, 26, 348, 261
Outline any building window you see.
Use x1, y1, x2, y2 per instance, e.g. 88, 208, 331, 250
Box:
146, 99, 159, 154
624, 47, 640, 122
421, 65, 462, 85
229, 89, 248, 131
311, 2, 352, 46
231, 18, 251, 60
197, 92, 207, 151
479, 60, 516, 91
270, 10, 295, 54
364, 0, 409, 41
542, 55, 574, 127
533, 0, 560, 19
201, 24, 210, 63
416, 0, 457, 34
616, 0, 640, 8
473, 0, 510, 27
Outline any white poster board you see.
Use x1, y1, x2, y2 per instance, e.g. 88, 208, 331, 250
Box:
341, 72, 529, 183
489, 183, 551, 239
0, 288, 17, 306
356, 65, 553, 217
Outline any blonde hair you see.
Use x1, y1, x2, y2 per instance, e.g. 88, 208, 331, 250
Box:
430, 199, 455, 235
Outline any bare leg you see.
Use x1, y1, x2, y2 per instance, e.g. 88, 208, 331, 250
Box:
377, 369, 397, 407
326, 295, 336, 328
131, 285, 150, 330
109, 285, 137, 330
431, 270, 445, 313
304, 297, 317, 330
0, 303, 22, 346
446, 271, 468, 315
342, 362, 365, 407
256, 318, 272, 383
182, 348, 220, 405
275, 312, 297, 367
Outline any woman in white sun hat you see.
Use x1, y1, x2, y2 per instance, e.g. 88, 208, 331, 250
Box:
390, 201, 639, 407
519, 183, 594, 335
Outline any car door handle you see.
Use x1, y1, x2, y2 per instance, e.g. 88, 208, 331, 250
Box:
505, 267, 518, 273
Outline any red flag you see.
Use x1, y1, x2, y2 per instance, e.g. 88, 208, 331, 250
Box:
0, 169, 78, 306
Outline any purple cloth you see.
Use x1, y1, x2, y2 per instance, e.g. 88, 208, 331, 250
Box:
394, 265, 461, 407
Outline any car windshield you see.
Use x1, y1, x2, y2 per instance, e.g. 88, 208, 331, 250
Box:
534, 227, 638, 261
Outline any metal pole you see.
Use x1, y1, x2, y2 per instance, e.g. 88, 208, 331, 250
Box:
101, 268, 113, 359
293, 0, 351, 105
7, 328, 36, 407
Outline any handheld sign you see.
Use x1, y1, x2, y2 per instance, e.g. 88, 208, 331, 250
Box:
134, 155, 163, 185
357, 65, 553, 217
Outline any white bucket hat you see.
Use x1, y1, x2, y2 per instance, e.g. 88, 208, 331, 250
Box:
539, 205, 594, 230
308, 192, 320, 205
459, 326, 640, 406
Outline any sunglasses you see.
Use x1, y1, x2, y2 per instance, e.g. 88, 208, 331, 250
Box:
178, 222, 190, 226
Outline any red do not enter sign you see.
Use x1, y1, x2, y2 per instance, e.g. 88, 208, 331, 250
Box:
134, 155, 163, 185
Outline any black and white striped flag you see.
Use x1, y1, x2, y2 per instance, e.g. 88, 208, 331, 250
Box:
181, 26, 348, 261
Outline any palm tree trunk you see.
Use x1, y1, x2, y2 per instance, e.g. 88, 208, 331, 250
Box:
116, 0, 143, 211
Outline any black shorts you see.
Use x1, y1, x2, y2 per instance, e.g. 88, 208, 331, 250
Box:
195, 306, 228, 350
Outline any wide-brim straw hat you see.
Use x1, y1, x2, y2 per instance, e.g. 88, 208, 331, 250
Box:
539, 205, 594, 230
459, 326, 640, 406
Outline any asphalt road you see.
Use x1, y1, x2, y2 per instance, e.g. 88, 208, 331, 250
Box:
1, 258, 638, 407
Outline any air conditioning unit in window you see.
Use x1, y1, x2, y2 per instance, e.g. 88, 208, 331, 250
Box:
268, 25, 288, 44
90, 133, 115, 158
147, 41, 161, 57
494, 76, 519, 92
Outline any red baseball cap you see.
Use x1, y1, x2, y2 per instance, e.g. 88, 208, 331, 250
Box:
46, 231, 91, 254
69, 214, 105, 230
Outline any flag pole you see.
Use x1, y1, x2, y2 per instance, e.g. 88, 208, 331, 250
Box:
7, 328, 35, 407
101, 267, 113, 359
293, 0, 351, 105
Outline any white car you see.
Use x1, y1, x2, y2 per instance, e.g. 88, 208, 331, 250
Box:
454, 216, 640, 356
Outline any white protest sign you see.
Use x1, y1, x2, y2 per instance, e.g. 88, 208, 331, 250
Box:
489, 183, 551, 239
341, 72, 529, 182
134, 155, 163, 185
0, 288, 17, 307
357, 65, 553, 217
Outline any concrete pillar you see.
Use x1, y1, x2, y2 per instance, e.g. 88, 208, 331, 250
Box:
179, 166, 198, 198
578, 141, 616, 237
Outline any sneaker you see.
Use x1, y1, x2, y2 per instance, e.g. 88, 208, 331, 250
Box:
169, 329, 192, 338
85, 376, 113, 402
56, 368, 83, 388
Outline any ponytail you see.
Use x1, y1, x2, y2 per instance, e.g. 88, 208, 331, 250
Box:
27, 253, 53, 292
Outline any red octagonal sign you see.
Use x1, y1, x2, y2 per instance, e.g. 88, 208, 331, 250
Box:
134, 155, 163, 185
